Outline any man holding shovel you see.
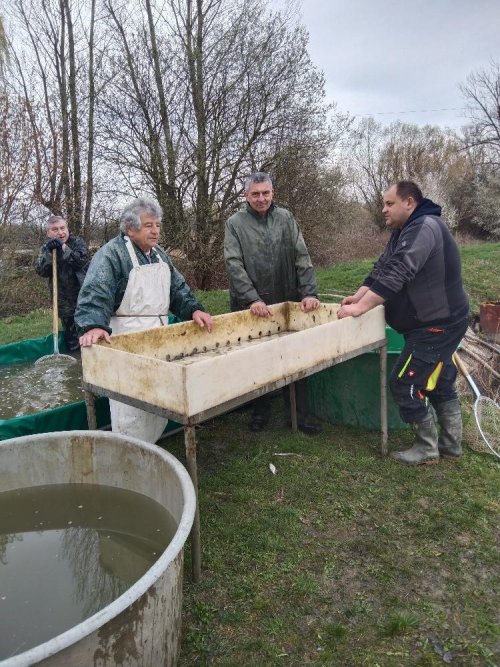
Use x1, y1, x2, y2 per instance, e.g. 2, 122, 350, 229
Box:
35, 215, 89, 352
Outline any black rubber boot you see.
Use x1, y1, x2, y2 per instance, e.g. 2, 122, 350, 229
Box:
297, 415, 322, 435
249, 413, 269, 432
390, 415, 440, 465
435, 399, 463, 460
249, 397, 270, 432
62, 317, 80, 352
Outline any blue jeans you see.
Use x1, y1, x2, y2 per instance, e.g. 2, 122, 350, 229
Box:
389, 317, 468, 423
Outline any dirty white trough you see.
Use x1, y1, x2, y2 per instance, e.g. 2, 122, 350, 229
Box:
82, 302, 388, 580
82, 302, 386, 421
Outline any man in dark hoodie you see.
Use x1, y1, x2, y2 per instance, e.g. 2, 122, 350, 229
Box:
338, 181, 469, 465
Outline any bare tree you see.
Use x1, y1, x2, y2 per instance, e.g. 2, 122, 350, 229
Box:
83, 0, 97, 239
144, 0, 179, 228
1, 0, 365, 276
458, 60, 500, 237
460, 59, 500, 171
0, 91, 35, 227
347, 119, 473, 231
0, 14, 8, 76
346, 118, 386, 226
8, 0, 99, 238
99, 0, 340, 286
100, 0, 183, 236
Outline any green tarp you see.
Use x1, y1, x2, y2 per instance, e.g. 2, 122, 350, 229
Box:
0, 334, 111, 441
307, 326, 408, 430
0, 398, 111, 441
0, 333, 67, 365
0, 332, 181, 441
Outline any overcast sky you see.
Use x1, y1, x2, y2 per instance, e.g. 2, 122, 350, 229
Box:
298, 0, 500, 129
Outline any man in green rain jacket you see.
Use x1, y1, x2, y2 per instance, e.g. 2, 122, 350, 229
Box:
74, 236, 205, 336
224, 172, 322, 434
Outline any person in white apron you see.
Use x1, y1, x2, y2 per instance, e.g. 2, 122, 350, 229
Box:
75, 196, 213, 443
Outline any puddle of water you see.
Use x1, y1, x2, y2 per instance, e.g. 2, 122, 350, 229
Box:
0, 483, 177, 659
0, 356, 84, 419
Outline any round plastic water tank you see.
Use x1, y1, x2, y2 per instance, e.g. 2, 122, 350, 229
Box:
0, 430, 196, 666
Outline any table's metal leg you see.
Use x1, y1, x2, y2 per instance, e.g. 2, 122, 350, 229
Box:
379, 345, 388, 456
84, 389, 97, 430
289, 382, 298, 432
185, 425, 201, 582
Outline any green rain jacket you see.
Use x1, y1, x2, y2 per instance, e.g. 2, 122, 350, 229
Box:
224, 203, 317, 310
74, 234, 205, 335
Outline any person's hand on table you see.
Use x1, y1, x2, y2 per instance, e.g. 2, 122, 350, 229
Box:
300, 296, 320, 312
250, 300, 273, 317
79, 328, 112, 347
192, 310, 213, 333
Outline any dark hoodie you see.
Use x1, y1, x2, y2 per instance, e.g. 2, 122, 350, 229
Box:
363, 198, 469, 333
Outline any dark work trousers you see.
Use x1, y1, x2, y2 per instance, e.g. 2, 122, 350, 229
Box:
252, 379, 309, 420
389, 316, 468, 423
61, 316, 80, 352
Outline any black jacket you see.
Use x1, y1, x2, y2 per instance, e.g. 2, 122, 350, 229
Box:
35, 235, 90, 318
364, 199, 469, 333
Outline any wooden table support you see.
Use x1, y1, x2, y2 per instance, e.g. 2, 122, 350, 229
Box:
379, 344, 388, 456
84, 389, 97, 430
184, 425, 201, 583
289, 382, 298, 432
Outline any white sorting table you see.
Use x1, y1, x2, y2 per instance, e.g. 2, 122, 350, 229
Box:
82, 302, 388, 581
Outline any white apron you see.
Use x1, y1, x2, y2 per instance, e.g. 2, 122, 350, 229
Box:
109, 236, 171, 443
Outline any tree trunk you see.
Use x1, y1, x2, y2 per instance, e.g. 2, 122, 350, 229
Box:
61, 0, 82, 234
144, 0, 181, 233
83, 0, 96, 241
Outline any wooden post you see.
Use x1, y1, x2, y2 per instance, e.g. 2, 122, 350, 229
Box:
184, 425, 201, 582
379, 345, 388, 456
84, 389, 97, 429
289, 382, 298, 432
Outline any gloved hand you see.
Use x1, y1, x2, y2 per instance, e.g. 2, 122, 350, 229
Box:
45, 238, 63, 252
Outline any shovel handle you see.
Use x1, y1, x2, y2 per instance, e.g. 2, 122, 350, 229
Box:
52, 249, 59, 338
453, 351, 468, 377
454, 351, 481, 400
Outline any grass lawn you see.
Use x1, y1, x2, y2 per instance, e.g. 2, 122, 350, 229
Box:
0, 242, 499, 665
459, 243, 500, 314
167, 399, 499, 666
